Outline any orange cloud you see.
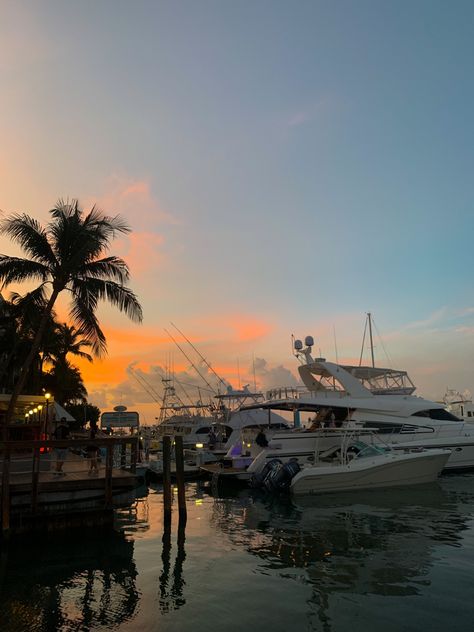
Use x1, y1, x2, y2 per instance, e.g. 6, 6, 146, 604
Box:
76, 355, 134, 386
90, 175, 179, 228
194, 313, 274, 343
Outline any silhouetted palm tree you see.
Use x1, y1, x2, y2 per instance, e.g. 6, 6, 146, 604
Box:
0, 199, 143, 425
47, 323, 94, 367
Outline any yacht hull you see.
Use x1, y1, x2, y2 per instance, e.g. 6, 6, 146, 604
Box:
290, 450, 450, 496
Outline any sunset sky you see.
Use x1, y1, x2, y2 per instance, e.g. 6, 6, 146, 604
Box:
1, 1, 474, 423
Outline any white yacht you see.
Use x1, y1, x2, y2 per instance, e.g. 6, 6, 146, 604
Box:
443, 388, 474, 423
242, 336, 474, 472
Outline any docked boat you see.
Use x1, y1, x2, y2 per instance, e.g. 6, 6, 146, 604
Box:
443, 388, 474, 423
241, 334, 474, 471
287, 436, 450, 495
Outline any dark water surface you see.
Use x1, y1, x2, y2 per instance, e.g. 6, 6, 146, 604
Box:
1, 473, 474, 632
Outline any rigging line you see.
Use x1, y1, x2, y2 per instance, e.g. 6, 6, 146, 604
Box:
132, 367, 163, 401
174, 375, 199, 409
333, 325, 339, 364
164, 327, 217, 394
128, 368, 161, 405
358, 314, 368, 366
172, 378, 215, 394
372, 317, 393, 368
252, 353, 257, 393
170, 322, 228, 393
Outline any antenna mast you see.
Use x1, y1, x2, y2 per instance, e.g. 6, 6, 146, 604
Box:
368, 312, 375, 368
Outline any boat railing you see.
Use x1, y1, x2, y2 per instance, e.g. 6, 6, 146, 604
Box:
358, 420, 473, 443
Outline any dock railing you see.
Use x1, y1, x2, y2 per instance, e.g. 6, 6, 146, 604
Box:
0, 436, 139, 533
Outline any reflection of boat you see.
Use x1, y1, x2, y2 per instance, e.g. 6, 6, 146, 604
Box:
286, 436, 450, 495
242, 335, 474, 470
206, 473, 474, 630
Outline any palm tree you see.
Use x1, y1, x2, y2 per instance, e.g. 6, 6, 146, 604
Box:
46, 323, 94, 368
0, 199, 143, 426
0, 290, 57, 392
43, 360, 88, 406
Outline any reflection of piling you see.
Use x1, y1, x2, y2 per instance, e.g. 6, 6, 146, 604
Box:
162, 436, 172, 527
174, 436, 187, 526
1, 448, 10, 533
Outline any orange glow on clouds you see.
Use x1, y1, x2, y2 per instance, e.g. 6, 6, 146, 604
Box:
118, 231, 165, 276
195, 313, 274, 343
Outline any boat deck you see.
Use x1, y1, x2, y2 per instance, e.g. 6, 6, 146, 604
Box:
199, 462, 249, 477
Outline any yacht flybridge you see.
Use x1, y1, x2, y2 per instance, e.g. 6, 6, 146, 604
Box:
241, 335, 474, 471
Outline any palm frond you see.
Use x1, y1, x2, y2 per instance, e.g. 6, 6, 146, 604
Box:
84, 204, 131, 236
0, 214, 56, 266
0, 257, 50, 288
68, 299, 107, 357
72, 277, 143, 323
78, 257, 130, 283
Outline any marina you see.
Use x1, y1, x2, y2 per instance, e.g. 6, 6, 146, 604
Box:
2, 2, 474, 630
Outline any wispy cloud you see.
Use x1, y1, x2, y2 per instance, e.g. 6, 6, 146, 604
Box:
90, 175, 180, 230
286, 94, 336, 129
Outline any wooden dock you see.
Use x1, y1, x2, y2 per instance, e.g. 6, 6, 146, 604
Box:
1, 437, 140, 535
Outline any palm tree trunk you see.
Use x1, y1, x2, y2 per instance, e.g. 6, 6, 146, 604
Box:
3, 290, 60, 436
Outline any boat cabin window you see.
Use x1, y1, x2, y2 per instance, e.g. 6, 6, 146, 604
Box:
412, 409, 461, 421
362, 422, 434, 434
195, 426, 211, 434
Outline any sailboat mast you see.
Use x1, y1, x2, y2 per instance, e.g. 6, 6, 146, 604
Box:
368, 312, 375, 368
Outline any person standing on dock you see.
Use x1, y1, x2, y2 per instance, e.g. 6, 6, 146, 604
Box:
53, 417, 70, 476
87, 424, 100, 476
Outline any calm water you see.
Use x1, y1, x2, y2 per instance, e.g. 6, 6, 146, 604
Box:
1, 473, 474, 632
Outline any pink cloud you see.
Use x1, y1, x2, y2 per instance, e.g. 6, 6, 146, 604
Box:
89, 175, 180, 230
117, 231, 165, 276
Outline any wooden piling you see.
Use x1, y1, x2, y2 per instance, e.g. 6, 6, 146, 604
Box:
174, 436, 187, 525
120, 442, 126, 469
131, 439, 137, 474
162, 435, 172, 527
31, 446, 40, 513
105, 444, 113, 508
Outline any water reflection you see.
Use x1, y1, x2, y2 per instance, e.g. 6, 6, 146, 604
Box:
0, 529, 139, 631
159, 524, 187, 613
205, 475, 474, 631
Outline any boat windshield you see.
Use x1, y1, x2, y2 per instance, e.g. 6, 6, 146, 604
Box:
349, 441, 386, 458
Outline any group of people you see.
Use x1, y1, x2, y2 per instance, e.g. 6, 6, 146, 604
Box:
52, 418, 101, 476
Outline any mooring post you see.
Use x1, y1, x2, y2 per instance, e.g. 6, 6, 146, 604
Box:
105, 443, 113, 508
1, 446, 11, 533
162, 435, 172, 527
174, 435, 187, 525
131, 438, 137, 474
120, 441, 126, 469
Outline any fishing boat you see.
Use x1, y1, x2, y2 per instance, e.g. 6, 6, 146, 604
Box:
287, 435, 450, 495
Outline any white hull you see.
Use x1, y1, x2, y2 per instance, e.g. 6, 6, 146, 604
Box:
290, 450, 450, 495
248, 429, 474, 473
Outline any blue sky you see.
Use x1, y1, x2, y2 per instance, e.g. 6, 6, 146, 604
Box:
1, 1, 474, 420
